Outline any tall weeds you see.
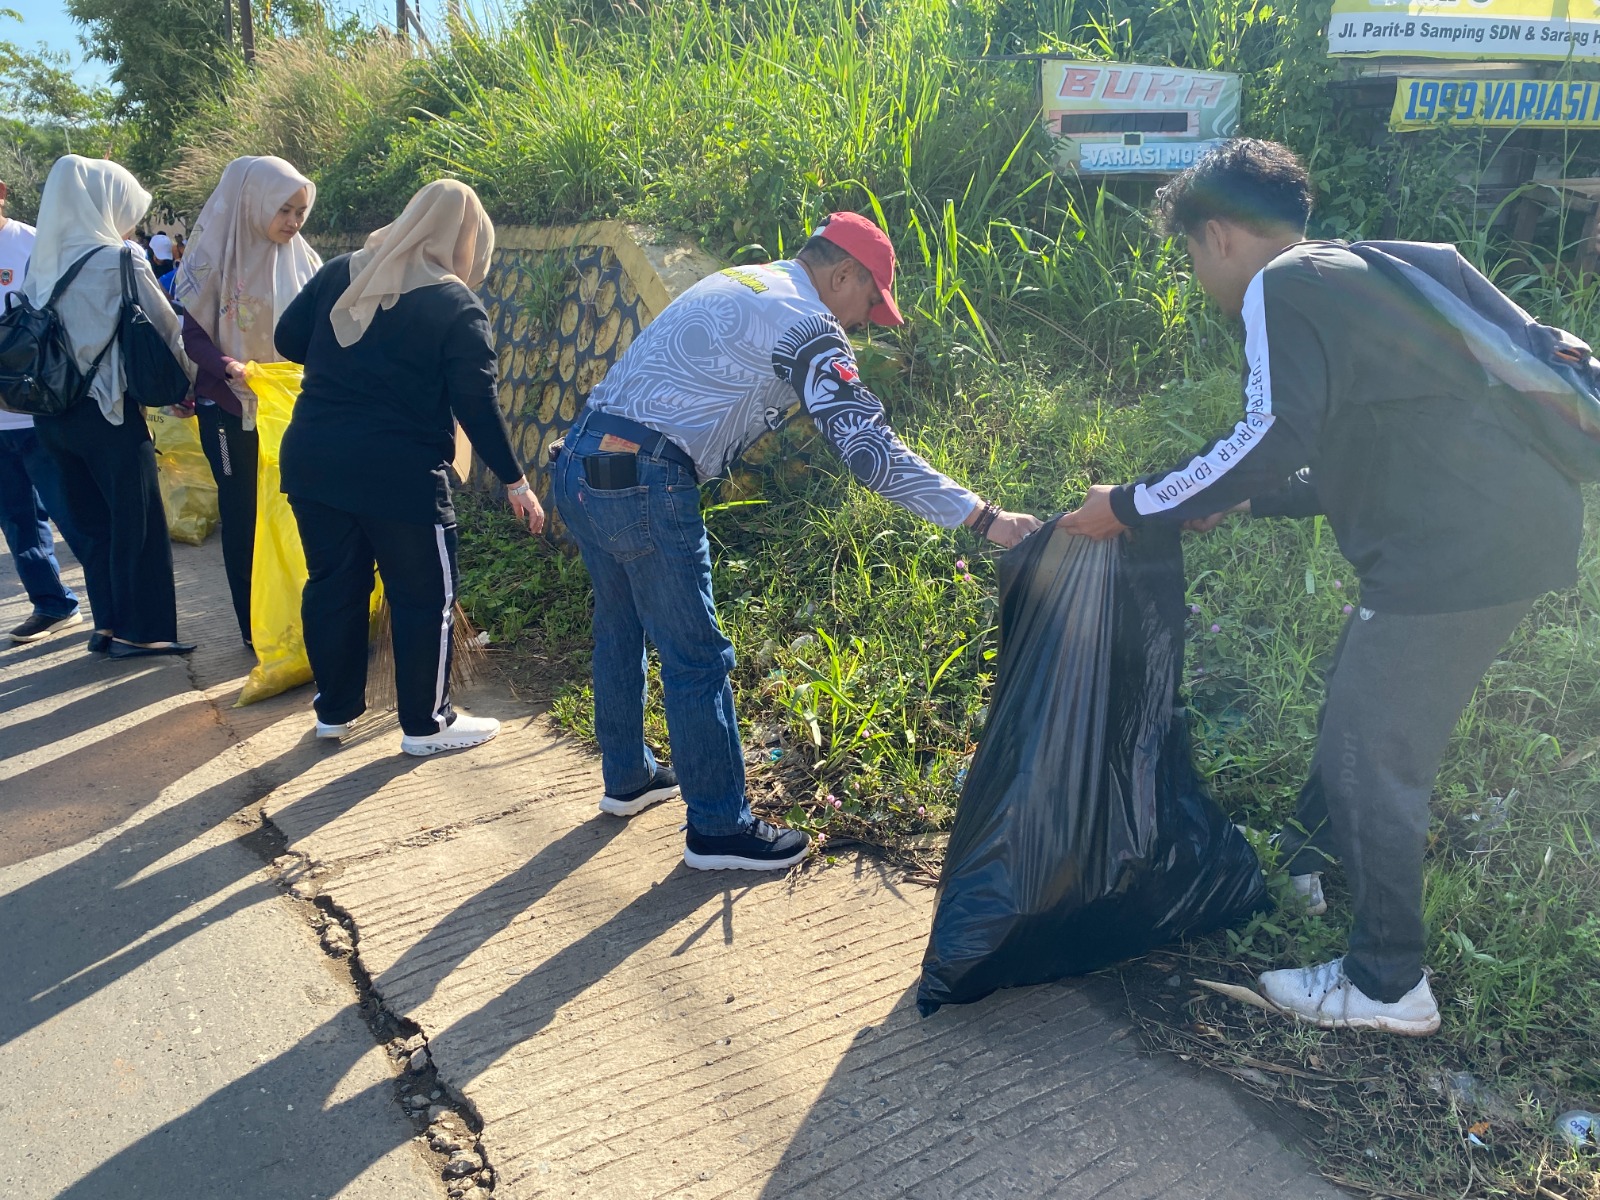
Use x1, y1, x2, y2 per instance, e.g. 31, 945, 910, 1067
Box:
163, 35, 417, 217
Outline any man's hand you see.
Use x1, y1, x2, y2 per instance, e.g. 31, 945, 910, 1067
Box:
986, 510, 1043, 548
1183, 500, 1251, 534
506, 478, 546, 535
1056, 484, 1127, 541
224, 360, 248, 384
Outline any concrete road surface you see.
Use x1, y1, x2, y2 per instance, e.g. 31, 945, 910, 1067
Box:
0, 537, 444, 1200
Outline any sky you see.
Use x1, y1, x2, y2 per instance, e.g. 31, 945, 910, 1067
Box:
8, 1, 109, 87
7, 0, 505, 90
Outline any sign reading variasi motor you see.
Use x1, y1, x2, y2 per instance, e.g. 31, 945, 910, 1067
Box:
1329, 0, 1600, 61
1392, 77, 1600, 128
1041, 60, 1240, 175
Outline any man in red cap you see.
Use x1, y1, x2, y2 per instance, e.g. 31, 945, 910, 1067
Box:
553, 211, 1041, 871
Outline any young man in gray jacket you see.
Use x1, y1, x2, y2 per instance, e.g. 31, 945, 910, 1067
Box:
1060, 139, 1583, 1035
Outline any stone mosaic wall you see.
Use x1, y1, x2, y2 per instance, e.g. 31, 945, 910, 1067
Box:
479, 241, 647, 495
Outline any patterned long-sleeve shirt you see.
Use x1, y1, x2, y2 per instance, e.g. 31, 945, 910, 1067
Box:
586, 260, 980, 527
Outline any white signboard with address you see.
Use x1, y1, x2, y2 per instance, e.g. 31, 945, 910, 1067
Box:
1328, 0, 1600, 61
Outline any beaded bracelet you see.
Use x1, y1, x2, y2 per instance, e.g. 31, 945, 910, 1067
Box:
971, 501, 1000, 540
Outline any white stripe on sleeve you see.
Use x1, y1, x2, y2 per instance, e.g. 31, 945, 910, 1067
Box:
1132, 269, 1275, 517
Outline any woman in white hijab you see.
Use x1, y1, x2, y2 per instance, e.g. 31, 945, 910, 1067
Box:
275, 180, 543, 758
25, 155, 194, 658
173, 155, 319, 647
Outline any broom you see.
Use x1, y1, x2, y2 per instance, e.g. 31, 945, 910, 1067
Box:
367, 597, 490, 712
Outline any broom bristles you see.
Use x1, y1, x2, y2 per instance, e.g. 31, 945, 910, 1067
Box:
367, 597, 489, 713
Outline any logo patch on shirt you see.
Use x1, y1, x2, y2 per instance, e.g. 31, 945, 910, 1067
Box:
0, 269, 12, 286
832, 360, 860, 384
719, 267, 770, 294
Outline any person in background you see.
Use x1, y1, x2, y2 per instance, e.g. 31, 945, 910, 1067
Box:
553, 212, 1043, 872
148, 229, 174, 276
174, 156, 320, 648
1057, 139, 1583, 1036
172, 233, 186, 263
275, 179, 544, 756
0, 176, 85, 645
24, 155, 195, 659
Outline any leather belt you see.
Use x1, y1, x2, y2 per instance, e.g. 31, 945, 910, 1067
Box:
575, 407, 699, 480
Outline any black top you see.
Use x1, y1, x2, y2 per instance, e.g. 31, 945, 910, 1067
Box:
1109, 241, 1582, 615
275, 254, 523, 525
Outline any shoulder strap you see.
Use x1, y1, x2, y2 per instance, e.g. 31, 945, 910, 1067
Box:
73, 251, 130, 402
46, 246, 110, 309
120, 245, 137, 305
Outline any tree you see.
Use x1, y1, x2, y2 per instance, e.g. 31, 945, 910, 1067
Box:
0, 9, 110, 126
65, 0, 238, 172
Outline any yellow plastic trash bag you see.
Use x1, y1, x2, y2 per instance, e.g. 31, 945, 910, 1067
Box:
237, 362, 384, 705
148, 407, 219, 545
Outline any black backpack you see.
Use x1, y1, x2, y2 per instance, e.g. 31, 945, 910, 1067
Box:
1350, 240, 1600, 483
0, 247, 112, 416
117, 247, 189, 410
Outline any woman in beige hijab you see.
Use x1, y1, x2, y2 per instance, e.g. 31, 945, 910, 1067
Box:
276, 179, 543, 757
25, 155, 194, 658
173, 155, 320, 647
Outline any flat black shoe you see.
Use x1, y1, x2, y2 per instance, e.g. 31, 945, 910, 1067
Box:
107, 641, 197, 659
87, 632, 113, 654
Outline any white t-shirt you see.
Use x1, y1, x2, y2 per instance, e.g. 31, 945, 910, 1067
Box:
0, 218, 38, 431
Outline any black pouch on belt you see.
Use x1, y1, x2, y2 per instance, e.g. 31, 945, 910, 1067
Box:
582, 452, 638, 490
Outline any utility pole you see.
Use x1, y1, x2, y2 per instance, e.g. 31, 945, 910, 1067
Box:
239, 0, 256, 65
396, 0, 409, 42
221, 0, 233, 47
238, 0, 256, 64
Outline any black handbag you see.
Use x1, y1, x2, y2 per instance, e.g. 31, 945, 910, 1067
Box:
118, 248, 189, 410
0, 247, 112, 416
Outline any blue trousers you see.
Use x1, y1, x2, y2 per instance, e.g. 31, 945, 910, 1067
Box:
552, 417, 750, 837
0, 426, 81, 620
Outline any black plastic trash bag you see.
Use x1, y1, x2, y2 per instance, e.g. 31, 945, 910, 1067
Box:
917, 523, 1266, 1016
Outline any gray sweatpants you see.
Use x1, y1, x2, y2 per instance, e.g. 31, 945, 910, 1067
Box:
1278, 599, 1532, 1003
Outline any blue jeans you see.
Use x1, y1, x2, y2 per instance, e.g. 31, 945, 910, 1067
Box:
552, 417, 750, 837
0, 427, 80, 620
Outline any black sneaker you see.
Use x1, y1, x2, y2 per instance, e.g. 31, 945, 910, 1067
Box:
684, 819, 810, 871
9, 610, 83, 644
599, 766, 681, 817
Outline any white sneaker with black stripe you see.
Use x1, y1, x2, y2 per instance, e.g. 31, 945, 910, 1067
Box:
401, 714, 500, 757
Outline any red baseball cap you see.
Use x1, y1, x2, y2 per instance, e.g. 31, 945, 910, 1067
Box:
816, 211, 904, 327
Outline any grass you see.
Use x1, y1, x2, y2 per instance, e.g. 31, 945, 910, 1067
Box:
166, 0, 1600, 1192
456, 354, 1600, 1197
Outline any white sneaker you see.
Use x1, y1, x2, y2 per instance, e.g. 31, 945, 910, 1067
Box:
315, 720, 352, 741
401, 714, 501, 757
1258, 957, 1440, 1036
1291, 871, 1328, 915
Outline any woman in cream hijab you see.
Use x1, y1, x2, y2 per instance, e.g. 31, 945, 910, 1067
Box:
173, 155, 320, 646
25, 155, 194, 658
276, 179, 543, 757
